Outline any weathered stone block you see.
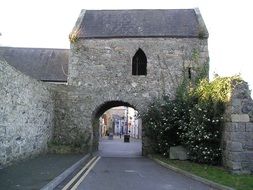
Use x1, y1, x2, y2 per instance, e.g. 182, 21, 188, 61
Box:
225, 160, 242, 170
230, 132, 246, 142
244, 152, 253, 162
170, 146, 189, 160
241, 162, 253, 174
242, 101, 253, 114
246, 123, 253, 132
226, 141, 243, 151
232, 82, 251, 99
234, 123, 246, 132
244, 146, 253, 152
231, 99, 242, 114
244, 134, 253, 151
228, 152, 246, 162
249, 111, 253, 122
231, 114, 249, 122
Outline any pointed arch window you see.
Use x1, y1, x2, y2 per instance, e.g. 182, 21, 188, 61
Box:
132, 48, 147, 75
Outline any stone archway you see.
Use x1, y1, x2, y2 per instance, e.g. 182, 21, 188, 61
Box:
91, 100, 141, 153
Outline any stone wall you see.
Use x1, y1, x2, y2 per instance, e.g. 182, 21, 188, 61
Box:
69, 38, 209, 92
0, 58, 54, 167
51, 38, 209, 154
68, 38, 209, 116
50, 84, 93, 153
222, 81, 253, 173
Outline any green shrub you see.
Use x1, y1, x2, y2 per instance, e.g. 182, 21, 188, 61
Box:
142, 75, 242, 165
180, 98, 224, 165
143, 99, 183, 156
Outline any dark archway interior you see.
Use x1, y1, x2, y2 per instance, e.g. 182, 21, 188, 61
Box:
132, 48, 147, 75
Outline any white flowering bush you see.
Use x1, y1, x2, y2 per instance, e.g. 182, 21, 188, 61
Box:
143, 75, 242, 165
180, 97, 224, 165
143, 99, 183, 156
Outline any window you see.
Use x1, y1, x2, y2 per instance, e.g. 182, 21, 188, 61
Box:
188, 67, 192, 79
132, 48, 147, 75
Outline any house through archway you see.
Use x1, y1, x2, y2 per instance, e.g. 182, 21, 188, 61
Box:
92, 101, 142, 157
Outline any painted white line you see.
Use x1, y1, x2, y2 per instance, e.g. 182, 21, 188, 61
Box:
62, 156, 97, 190
70, 156, 101, 190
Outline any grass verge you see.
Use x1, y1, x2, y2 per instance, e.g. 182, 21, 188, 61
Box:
153, 155, 253, 190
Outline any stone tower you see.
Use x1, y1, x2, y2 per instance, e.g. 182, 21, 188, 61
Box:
63, 9, 209, 153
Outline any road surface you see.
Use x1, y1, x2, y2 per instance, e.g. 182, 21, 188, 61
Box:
72, 136, 216, 190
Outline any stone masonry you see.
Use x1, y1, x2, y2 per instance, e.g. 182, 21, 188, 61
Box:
0, 9, 210, 162
50, 37, 209, 154
0, 57, 54, 167
222, 81, 253, 173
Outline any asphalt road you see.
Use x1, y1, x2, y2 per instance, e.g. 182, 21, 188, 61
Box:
76, 136, 215, 190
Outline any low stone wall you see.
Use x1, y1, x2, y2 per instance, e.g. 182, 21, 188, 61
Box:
0, 58, 54, 167
222, 81, 253, 173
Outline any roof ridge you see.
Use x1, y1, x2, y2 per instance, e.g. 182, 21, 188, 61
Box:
72, 9, 208, 39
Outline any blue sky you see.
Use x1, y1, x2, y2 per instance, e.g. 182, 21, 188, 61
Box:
0, 0, 252, 96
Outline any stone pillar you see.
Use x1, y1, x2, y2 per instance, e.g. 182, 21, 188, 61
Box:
222, 81, 253, 174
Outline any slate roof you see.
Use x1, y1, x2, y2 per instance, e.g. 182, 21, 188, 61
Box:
76, 9, 208, 39
0, 47, 69, 82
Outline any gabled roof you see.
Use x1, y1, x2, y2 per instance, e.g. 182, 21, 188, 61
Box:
0, 47, 69, 82
73, 9, 208, 39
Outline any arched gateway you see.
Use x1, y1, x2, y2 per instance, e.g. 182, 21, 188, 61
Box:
91, 101, 138, 150
54, 9, 209, 154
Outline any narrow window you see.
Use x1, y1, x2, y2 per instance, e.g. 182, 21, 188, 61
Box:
132, 48, 147, 75
188, 67, 192, 79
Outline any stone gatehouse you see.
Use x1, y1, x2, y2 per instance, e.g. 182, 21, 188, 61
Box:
59, 8, 209, 154
0, 9, 252, 173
